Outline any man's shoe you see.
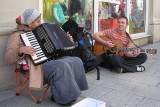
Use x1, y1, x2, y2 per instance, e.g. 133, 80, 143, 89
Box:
115, 68, 123, 73
137, 65, 145, 72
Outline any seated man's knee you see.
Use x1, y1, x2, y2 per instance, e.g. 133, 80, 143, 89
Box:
140, 53, 148, 63
110, 55, 120, 61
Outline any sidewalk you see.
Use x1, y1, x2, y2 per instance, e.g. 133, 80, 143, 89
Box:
0, 42, 160, 107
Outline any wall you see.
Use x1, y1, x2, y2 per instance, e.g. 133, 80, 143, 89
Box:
0, 0, 40, 91
0, 28, 15, 91
148, 0, 160, 43
0, 0, 40, 27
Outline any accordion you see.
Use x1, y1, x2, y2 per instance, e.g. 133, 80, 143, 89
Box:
20, 23, 75, 65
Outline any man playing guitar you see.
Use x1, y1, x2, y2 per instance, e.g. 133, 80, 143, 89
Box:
92, 16, 147, 73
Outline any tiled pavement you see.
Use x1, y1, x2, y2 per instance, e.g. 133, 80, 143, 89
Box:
0, 42, 160, 107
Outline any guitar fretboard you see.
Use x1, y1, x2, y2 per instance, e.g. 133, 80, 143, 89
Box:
111, 47, 157, 54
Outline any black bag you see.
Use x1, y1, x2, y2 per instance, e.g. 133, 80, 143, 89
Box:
62, 19, 100, 80
76, 31, 96, 72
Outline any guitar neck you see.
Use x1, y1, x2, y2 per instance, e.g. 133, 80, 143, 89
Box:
116, 47, 157, 54
94, 36, 157, 55
116, 47, 142, 51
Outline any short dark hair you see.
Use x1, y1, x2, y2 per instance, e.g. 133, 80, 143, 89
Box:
118, 16, 128, 24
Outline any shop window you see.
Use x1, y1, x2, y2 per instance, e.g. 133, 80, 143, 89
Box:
129, 0, 146, 34
42, 0, 93, 32
94, 0, 147, 34
95, 0, 122, 32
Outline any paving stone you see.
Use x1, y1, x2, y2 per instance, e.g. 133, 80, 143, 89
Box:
130, 84, 160, 101
81, 83, 112, 99
152, 70, 160, 78
136, 98, 160, 107
100, 77, 140, 91
0, 90, 15, 102
100, 89, 144, 107
0, 96, 35, 107
157, 83, 160, 89
128, 75, 160, 87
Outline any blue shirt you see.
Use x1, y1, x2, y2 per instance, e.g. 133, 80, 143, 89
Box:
52, 3, 66, 25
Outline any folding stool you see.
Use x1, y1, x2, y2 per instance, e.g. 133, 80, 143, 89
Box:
15, 66, 50, 104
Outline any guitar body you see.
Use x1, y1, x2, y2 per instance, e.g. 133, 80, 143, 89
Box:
94, 36, 124, 56
94, 36, 157, 56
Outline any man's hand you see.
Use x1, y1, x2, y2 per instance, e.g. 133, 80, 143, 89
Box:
132, 48, 141, 57
106, 41, 115, 48
124, 48, 141, 57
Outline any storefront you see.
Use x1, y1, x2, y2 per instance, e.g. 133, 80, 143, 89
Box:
94, 0, 148, 36
43, 0, 93, 32
42, 0, 148, 36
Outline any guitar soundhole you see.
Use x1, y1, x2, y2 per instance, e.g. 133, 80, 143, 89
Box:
110, 47, 117, 51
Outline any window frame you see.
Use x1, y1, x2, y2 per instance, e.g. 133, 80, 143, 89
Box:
93, 0, 150, 39
93, 0, 120, 33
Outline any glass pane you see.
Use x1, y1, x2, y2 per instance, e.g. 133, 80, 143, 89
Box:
43, 0, 92, 32
129, 0, 146, 34
68, 0, 93, 32
98, 0, 125, 31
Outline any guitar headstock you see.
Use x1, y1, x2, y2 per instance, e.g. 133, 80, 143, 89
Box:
146, 49, 157, 55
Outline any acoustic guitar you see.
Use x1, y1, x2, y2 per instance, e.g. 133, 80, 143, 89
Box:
94, 36, 157, 56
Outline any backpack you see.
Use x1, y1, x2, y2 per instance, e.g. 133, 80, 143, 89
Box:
76, 30, 96, 72
62, 19, 100, 80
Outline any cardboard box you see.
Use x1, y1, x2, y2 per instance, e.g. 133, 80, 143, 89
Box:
71, 98, 106, 107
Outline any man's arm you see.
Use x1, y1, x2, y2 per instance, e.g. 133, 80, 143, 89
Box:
92, 32, 106, 45
92, 31, 115, 48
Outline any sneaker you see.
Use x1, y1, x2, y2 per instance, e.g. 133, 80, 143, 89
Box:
115, 68, 123, 73
137, 65, 145, 72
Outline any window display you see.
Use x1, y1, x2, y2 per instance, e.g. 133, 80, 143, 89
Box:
98, 1, 121, 31
51, 0, 66, 25
43, 0, 93, 32
129, 0, 146, 34
118, 0, 125, 16
95, 0, 146, 34
42, 0, 147, 34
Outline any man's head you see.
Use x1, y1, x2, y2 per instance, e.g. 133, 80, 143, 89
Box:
117, 16, 128, 32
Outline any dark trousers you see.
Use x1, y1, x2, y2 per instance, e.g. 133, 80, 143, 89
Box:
109, 53, 148, 72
